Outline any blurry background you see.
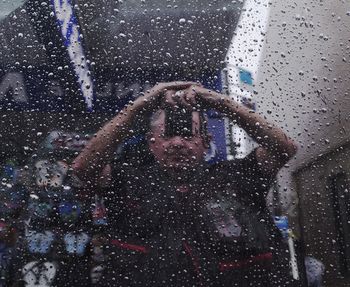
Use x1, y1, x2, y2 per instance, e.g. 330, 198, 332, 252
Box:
0, 0, 350, 286
0, 0, 25, 20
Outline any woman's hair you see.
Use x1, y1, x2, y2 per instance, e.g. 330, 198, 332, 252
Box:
115, 135, 155, 167
149, 108, 210, 144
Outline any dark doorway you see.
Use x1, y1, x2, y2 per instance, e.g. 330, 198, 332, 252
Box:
329, 173, 350, 275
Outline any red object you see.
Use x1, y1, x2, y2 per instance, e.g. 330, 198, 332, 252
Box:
110, 239, 149, 254
183, 241, 205, 287
0, 222, 6, 229
219, 252, 273, 272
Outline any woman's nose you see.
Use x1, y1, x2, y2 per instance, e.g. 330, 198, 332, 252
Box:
170, 136, 186, 148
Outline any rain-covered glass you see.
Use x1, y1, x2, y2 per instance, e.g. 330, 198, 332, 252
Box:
0, 0, 348, 286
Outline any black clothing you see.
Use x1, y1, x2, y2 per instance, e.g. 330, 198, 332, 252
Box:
99, 150, 293, 287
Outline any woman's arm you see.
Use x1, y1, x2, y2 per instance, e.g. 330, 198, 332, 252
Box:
184, 86, 298, 174
72, 82, 198, 181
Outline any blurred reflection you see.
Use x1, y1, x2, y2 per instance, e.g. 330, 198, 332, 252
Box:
0, 0, 350, 286
71, 82, 297, 286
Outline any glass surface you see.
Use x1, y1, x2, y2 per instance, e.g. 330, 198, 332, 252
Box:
0, 0, 25, 20
0, 0, 349, 286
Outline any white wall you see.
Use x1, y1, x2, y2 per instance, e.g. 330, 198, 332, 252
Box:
253, 0, 350, 218
0, 0, 25, 20
259, 0, 350, 155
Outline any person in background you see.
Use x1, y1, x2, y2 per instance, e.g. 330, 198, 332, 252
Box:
73, 81, 298, 286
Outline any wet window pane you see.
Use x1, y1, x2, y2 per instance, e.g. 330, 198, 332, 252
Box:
0, 0, 348, 286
